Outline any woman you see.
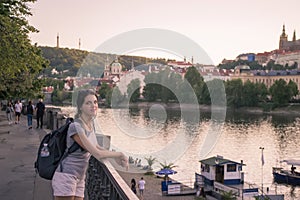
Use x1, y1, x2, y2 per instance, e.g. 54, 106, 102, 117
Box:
131, 178, 137, 194
52, 89, 128, 200
26, 101, 34, 129
6, 101, 14, 125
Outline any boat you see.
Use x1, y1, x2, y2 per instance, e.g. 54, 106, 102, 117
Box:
195, 155, 260, 199
273, 159, 300, 185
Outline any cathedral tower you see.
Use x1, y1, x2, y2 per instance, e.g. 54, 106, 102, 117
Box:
279, 24, 288, 50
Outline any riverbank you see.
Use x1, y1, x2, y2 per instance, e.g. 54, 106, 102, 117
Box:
130, 102, 300, 116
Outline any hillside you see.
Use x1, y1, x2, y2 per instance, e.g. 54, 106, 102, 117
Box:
39, 46, 168, 78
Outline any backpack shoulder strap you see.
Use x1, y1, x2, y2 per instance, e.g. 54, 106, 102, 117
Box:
58, 120, 82, 172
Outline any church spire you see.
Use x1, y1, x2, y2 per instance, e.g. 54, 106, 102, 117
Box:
293, 30, 296, 41
281, 24, 287, 37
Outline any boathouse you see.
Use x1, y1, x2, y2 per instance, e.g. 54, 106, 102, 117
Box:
199, 155, 245, 186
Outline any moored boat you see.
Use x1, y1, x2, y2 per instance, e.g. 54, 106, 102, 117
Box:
273, 159, 300, 185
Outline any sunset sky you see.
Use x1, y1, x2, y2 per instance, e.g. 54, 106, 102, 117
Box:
28, 0, 300, 65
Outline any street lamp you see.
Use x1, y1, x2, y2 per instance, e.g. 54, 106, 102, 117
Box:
259, 147, 265, 196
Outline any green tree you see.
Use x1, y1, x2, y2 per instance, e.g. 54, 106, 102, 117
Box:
159, 161, 178, 170
201, 79, 226, 106
127, 78, 141, 103
159, 161, 178, 180
98, 82, 110, 99
255, 82, 269, 102
269, 79, 292, 105
288, 80, 299, 99
143, 67, 181, 103
144, 156, 156, 174
242, 80, 259, 107
51, 89, 72, 105
225, 79, 243, 108
143, 72, 161, 102
184, 66, 204, 103
0, 0, 48, 98
111, 86, 124, 107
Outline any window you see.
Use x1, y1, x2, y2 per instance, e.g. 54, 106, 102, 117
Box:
201, 164, 210, 172
205, 164, 210, 172
227, 164, 237, 172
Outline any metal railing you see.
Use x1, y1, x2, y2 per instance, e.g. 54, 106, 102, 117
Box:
86, 157, 138, 200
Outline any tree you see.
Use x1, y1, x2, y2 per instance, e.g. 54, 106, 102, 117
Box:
225, 79, 243, 108
201, 79, 226, 106
144, 156, 156, 174
269, 79, 292, 105
143, 72, 161, 102
127, 78, 140, 103
184, 66, 204, 103
111, 86, 124, 107
159, 161, 178, 181
255, 82, 268, 102
159, 161, 178, 170
288, 80, 299, 99
142, 67, 182, 103
98, 82, 110, 99
0, 0, 48, 98
242, 80, 259, 107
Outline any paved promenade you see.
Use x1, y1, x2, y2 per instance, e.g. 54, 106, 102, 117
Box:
0, 111, 52, 200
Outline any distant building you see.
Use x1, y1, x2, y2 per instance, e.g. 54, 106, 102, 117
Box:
255, 52, 271, 65
221, 58, 234, 65
104, 57, 123, 77
167, 57, 193, 69
236, 53, 255, 62
197, 65, 232, 82
231, 65, 300, 93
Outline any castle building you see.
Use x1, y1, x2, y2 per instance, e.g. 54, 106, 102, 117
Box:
279, 25, 300, 51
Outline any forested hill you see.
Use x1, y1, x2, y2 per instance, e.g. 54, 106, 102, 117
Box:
40, 46, 168, 78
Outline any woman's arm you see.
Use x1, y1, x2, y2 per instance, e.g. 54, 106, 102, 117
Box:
72, 133, 128, 168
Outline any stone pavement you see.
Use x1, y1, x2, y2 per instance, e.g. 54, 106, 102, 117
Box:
0, 111, 52, 200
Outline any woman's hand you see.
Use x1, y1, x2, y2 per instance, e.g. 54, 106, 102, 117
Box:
115, 152, 129, 170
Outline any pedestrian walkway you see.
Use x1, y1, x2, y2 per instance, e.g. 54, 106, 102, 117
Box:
0, 111, 52, 200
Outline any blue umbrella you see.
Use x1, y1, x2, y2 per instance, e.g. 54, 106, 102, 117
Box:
155, 168, 177, 175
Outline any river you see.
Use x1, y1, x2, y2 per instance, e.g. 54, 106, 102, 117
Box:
60, 106, 300, 199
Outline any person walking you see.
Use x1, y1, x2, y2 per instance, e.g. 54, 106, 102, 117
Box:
14, 100, 22, 124
131, 178, 137, 194
35, 98, 45, 129
138, 177, 146, 199
6, 101, 14, 125
26, 101, 34, 129
51, 89, 128, 200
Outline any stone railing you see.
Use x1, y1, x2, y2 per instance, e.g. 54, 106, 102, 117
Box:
45, 108, 139, 200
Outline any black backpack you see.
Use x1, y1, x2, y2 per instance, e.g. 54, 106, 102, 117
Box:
34, 118, 80, 180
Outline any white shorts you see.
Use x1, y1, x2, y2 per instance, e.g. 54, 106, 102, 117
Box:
52, 172, 85, 197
